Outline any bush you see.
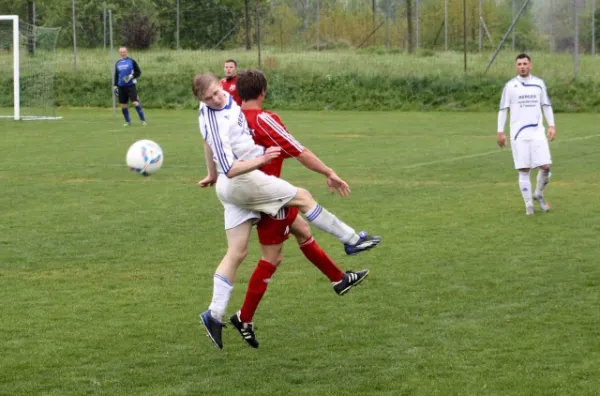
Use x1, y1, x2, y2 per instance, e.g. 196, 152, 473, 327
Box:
121, 14, 157, 50
1, 71, 597, 112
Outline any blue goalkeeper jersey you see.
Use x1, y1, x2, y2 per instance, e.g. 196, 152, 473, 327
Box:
114, 57, 141, 87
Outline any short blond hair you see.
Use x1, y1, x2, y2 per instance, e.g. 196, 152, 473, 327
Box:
192, 72, 219, 100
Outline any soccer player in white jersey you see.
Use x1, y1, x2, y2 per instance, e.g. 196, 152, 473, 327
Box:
192, 72, 381, 349
497, 53, 556, 215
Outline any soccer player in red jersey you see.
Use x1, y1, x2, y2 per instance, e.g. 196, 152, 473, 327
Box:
228, 70, 381, 348
219, 59, 242, 106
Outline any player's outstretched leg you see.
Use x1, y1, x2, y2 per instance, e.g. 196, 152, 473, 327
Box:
289, 188, 382, 255
533, 166, 551, 212
293, 222, 370, 295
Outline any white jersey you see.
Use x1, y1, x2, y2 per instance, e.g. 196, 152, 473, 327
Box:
198, 92, 265, 175
499, 75, 552, 140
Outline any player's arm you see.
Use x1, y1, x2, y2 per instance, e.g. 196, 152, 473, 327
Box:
113, 65, 119, 95
497, 85, 510, 148
203, 141, 217, 178
132, 59, 142, 79
226, 147, 282, 178
296, 149, 333, 176
257, 113, 350, 196
198, 141, 218, 187
541, 81, 556, 141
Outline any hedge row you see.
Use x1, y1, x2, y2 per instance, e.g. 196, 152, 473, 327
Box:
1, 72, 598, 112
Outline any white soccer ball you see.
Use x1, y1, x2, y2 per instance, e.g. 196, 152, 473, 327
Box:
126, 139, 164, 176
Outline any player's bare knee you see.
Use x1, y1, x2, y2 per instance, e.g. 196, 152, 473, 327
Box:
226, 248, 247, 265
288, 188, 315, 213
260, 244, 283, 266
132, 101, 139, 106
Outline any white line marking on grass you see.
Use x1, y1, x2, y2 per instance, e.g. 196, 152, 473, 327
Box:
402, 150, 503, 169
402, 134, 600, 169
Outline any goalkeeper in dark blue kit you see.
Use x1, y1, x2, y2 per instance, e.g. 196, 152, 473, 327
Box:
114, 47, 147, 126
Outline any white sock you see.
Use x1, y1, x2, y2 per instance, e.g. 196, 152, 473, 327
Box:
208, 273, 233, 322
535, 168, 551, 195
304, 204, 359, 245
519, 171, 533, 206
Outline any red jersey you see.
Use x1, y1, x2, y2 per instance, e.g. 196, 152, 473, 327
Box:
220, 76, 242, 106
243, 109, 304, 178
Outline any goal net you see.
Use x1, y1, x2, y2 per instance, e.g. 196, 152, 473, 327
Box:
0, 15, 61, 120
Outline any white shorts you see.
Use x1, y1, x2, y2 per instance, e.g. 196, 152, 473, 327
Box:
216, 170, 298, 228
510, 137, 552, 170
221, 202, 260, 230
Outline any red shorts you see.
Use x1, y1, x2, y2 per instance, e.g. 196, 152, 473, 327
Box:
256, 207, 299, 245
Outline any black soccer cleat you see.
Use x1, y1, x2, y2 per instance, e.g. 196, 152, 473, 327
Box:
230, 311, 259, 349
333, 269, 370, 296
200, 310, 225, 349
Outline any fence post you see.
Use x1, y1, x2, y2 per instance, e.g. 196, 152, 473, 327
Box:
512, 0, 515, 50
574, 0, 580, 79
316, 0, 320, 51
593, 0, 596, 56
479, 0, 482, 52
416, 0, 420, 50
176, 0, 180, 49
484, 0, 531, 74
109, 9, 115, 116
256, 0, 261, 69
463, 0, 467, 72
103, 1, 106, 50
72, 0, 77, 71
444, 0, 448, 51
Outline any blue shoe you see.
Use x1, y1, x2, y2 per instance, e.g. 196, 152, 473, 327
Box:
344, 231, 381, 255
200, 311, 225, 349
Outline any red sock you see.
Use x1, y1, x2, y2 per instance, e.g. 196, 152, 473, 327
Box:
239, 260, 278, 323
299, 237, 344, 283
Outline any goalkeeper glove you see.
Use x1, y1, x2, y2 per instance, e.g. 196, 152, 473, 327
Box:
123, 73, 134, 83
113, 86, 119, 96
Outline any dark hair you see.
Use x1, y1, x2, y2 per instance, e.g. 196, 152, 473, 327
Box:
224, 59, 237, 66
516, 53, 531, 62
236, 70, 267, 101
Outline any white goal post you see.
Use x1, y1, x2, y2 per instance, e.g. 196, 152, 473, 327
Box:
1, 15, 19, 120
0, 15, 62, 121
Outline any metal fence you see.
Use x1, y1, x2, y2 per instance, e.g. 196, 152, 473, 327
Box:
1, 0, 598, 78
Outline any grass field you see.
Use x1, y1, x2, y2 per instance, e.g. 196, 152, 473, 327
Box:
1, 109, 600, 396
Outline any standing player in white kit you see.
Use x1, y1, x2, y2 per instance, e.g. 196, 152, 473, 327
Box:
497, 54, 556, 216
192, 72, 381, 349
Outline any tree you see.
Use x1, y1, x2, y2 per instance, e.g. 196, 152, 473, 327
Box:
121, 13, 156, 49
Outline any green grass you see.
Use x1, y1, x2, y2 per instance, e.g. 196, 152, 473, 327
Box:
2, 48, 600, 82
1, 109, 600, 396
